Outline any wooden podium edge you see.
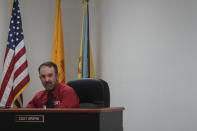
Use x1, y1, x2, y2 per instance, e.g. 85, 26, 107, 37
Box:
0, 107, 125, 113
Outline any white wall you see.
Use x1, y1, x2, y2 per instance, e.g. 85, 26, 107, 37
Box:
0, 0, 197, 131
0, 0, 10, 70
92, 0, 197, 131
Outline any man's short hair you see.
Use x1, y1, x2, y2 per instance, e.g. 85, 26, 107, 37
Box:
38, 61, 58, 74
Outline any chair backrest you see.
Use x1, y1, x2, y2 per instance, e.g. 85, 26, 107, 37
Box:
67, 78, 110, 108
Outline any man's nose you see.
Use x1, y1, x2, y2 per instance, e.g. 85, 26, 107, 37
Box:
45, 76, 51, 82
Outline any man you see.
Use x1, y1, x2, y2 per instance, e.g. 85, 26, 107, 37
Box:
26, 61, 79, 108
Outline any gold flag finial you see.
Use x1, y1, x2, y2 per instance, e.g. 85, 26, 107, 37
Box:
81, 0, 89, 4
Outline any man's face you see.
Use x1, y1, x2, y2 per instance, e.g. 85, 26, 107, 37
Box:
39, 66, 58, 90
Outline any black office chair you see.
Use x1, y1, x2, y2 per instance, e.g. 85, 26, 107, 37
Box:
67, 78, 110, 108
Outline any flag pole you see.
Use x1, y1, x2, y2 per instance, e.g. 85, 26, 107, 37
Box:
10, 0, 14, 12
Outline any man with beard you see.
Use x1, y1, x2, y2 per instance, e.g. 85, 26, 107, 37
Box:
26, 61, 79, 108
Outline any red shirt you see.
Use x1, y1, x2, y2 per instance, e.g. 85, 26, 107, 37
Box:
26, 83, 79, 108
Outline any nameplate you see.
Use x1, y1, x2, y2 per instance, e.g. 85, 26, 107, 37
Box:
15, 115, 44, 123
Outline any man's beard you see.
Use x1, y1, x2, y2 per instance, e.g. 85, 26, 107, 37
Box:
44, 82, 55, 90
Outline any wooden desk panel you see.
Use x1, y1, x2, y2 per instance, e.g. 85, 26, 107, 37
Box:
0, 107, 124, 131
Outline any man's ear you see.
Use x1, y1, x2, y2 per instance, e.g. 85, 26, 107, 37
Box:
39, 75, 42, 80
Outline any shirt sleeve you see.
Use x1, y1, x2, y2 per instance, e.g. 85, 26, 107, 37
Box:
26, 97, 36, 108
57, 87, 79, 108
25, 92, 42, 108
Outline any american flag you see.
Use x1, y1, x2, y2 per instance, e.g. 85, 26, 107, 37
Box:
0, 0, 30, 108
